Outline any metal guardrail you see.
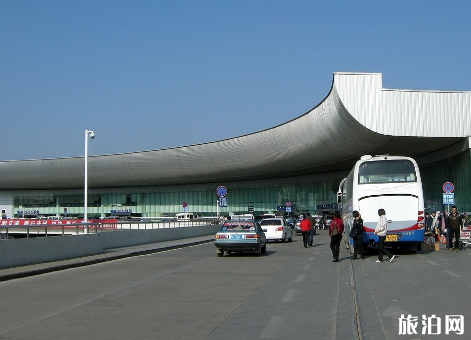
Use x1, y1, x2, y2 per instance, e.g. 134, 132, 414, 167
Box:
0, 218, 222, 239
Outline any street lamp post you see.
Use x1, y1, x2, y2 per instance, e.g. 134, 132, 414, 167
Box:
84, 129, 95, 232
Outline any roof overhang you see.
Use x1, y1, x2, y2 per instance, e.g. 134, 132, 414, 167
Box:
0, 72, 469, 190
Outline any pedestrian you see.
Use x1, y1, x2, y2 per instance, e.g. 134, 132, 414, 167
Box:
300, 214, 312, 248
448, 205, 463, 252
431, 211, 439, 242
307, 212, 316, 246
351, 210, 365, 260
424, 212, 432, 234
439, 210, 450, 248
329, 211, 344, 262
374, 208, 396, 263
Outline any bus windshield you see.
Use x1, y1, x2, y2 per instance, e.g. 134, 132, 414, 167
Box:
358, 160, 417, 184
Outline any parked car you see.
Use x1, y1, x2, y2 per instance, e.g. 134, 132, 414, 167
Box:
214, 220, 267, 257
284, 216, 296, 229
312, 215, 323, 232
259, 218, 293, 242
318, 214, 333, 230
254, 214, 276, 225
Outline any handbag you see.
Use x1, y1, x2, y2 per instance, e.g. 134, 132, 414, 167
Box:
349, 228, 357, 238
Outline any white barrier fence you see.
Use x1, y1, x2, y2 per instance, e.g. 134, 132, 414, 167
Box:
0, 218, 222, 239
0, 223, 223, 269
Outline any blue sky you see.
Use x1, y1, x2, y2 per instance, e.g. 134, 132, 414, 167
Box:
1, 0, 470, 161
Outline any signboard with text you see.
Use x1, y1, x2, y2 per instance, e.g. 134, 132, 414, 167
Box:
219, 197, 228, 207
443, 193, 455, 205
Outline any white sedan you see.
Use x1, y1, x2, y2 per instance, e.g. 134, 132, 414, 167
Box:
259, 218, 293, 242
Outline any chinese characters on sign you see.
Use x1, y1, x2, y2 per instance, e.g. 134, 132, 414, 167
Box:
218, 197, 227, 207
399, 314, 464, 335
443, 193, 455, 205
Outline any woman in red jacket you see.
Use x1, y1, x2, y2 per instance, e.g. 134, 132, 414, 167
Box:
300, 214, 312, 248
329, 211, 345, 262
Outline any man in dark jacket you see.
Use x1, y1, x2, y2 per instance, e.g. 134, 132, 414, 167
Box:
448, 206, 463, 252
307, 213, 316, 246
351, 210, 365, 260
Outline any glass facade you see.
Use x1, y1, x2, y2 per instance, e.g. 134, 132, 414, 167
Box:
11, 175, 345, 218
421, 150, 471, 213
9, 150, 471, 219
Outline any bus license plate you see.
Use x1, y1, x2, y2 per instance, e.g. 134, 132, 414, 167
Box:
385, 234, 397, 242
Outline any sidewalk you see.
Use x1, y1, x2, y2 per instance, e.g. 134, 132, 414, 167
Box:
0, 235, 214, 282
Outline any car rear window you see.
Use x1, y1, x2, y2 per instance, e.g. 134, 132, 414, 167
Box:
260, 219, 282, 226
221, 221, 256, 232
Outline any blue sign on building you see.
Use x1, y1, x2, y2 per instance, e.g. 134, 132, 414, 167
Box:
111, 209, 132, 215
317, 204, 334, 210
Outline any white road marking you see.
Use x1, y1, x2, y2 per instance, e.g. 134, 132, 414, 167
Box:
444, 270, 462, 278
308, 257, 315, 261
303, 263, 311, 270
262, 316, 283, 338
282, 289, 297, 302
427, 260, 440, 266
295, 274, 305, 282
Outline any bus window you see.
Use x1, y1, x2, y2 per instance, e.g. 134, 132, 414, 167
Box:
358, 160, 417, 184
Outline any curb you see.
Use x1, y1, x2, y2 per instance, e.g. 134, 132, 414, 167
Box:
0, 238, 214, 282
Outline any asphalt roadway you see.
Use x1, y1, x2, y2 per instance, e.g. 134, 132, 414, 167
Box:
0, 231, 470, 340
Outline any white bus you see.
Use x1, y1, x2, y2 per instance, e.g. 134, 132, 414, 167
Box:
338, 155, 425, 252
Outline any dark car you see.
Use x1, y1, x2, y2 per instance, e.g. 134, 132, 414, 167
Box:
214, 220, 267, 257
284, 216, 296, 229
323, 215, 333, 229
317, 215, 333, 230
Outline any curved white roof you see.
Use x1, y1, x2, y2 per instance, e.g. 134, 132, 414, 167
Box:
0, 72, 469, 190
335, 72, 471, 137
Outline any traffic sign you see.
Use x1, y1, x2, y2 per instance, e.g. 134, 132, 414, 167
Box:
218, 197, 228, 207
443, 193, 455, 205
443, 182, 454, 193
216, 186, 228, 197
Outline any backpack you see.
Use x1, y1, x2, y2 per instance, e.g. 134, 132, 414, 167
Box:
330, 219, 339, 237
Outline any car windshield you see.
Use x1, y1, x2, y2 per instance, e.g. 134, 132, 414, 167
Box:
260, 219, 282, 226
221, 221, 256, 232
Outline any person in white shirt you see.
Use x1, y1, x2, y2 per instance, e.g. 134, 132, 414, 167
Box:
374, 208, 396, 263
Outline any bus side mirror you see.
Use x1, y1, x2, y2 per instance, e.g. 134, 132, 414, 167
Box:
337, 194, 342, 204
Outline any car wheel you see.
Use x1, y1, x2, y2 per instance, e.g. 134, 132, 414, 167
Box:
261, 244, 267, 254
216, 248, 224, 257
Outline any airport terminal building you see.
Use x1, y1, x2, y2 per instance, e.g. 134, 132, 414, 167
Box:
0, 72, 470, 219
